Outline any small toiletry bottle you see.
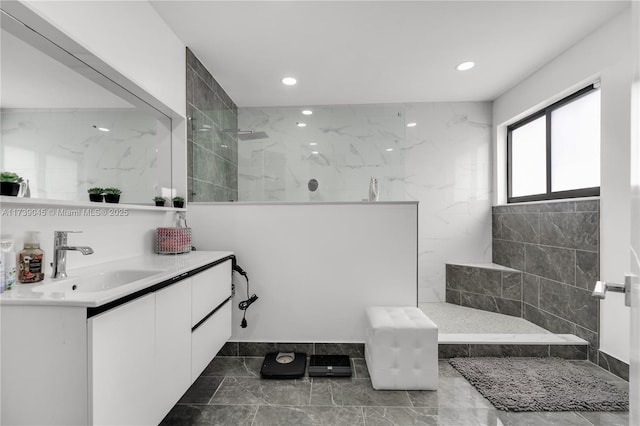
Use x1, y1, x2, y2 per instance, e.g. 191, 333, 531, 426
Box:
18, 232, 45, 283
1, 237, 17, 289
368, 176, 379, 201
0, 258, 5, 293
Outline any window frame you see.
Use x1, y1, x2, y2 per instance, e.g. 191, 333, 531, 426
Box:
507, 84, 600, 204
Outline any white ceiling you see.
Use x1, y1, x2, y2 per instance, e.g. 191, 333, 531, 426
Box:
151, 1, 629, 108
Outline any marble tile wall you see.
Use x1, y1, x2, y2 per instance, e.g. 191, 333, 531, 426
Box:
238, 102, 493, 302
492, 199, 600, 362
186, 48, 238, 202
237, 104, 406, 202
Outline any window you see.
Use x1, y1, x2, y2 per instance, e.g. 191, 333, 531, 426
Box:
507, 84, 600, 203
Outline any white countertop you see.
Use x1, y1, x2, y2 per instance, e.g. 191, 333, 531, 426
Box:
0, 251, 233, 308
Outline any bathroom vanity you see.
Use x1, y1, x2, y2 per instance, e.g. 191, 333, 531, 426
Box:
0, 251, 233, 426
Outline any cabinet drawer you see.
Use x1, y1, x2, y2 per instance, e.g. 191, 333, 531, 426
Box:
191, 301, 231, 381
191, 260, 231, 326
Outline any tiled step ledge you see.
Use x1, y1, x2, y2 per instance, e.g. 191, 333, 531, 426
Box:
438, 341, 588, 360
439, 333, 587, 345
446, 261, 521, 273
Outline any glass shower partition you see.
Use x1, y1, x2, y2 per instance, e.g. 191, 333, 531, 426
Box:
238, 104, 406, 202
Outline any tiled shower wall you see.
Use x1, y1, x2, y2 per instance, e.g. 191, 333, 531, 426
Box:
239, 102, 493, 302
186, 48, 238, 202
492, 199, 600, 362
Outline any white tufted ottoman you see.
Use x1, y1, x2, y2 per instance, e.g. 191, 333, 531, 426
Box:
365, 306, 438, 390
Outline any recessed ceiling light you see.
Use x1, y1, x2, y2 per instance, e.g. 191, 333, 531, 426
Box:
93, 125, 110, 132
297, 122, 307, 127
282, 77, 297, 85
309, 142, 317, 146
456, 61, 475, 71
406, 122, 417, 128
302, 110, 313, 115
311, 151, 319, 155
385, 148, 394, 152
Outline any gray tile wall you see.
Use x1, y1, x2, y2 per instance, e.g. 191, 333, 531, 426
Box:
438, 343, 587, 359
445, 264, 523, 318
492, 200, 600, 362
186, 48, 238, 202
218, 342, 365, 358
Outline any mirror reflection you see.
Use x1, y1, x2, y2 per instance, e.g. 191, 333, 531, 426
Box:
0, 12, 171, 205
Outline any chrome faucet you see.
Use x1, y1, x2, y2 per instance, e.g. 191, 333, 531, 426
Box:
51, 231, 94, 279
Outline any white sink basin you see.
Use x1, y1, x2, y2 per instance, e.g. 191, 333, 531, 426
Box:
34, 269, 167, 294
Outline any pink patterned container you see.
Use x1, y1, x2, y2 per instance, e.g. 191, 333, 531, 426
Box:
156, 227, 192, 254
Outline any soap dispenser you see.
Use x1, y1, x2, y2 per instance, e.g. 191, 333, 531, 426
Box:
18, 231, 45, 283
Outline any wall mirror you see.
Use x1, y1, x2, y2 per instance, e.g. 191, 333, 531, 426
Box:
0, 8, 172, 205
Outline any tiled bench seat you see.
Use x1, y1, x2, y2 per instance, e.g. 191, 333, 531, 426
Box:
445, 262, 523, 317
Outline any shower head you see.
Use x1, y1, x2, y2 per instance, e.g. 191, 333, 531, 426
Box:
222, 129, 269, 141
238, 131, 269, 141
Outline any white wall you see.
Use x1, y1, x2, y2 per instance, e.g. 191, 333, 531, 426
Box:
188, 202, 418, 342
21, 1, 186, 117
0, 1, 188, 268
13, 0, 188, 198
493, 9, 633, 362
1, 202, 179, 274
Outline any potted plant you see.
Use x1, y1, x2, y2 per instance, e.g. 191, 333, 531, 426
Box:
1, 172, 24, 196
153, 196, 166, 207
172, 196, 185, 208
104, 187, 122, 203
88, 187, 104, 202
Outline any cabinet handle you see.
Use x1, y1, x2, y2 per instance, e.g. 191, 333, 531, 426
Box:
171, 272, 189, 281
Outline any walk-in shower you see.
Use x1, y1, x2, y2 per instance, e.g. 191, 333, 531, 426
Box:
237, 104, 407, 202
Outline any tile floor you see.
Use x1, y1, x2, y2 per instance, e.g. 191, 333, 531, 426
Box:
160, 356, 629, 426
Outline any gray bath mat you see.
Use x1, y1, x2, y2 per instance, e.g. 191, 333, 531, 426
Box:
449, 357, 628, 412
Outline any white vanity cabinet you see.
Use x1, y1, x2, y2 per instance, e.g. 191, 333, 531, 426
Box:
89, 294, 156, 426
0, 254, 233, 426
154, 277, 193, 424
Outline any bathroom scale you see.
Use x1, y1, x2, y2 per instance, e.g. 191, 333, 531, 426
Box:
308, 355, 352, 377
260, 352, 307, 379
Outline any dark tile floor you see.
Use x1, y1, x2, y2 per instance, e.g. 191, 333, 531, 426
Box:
160, 357, 629, 426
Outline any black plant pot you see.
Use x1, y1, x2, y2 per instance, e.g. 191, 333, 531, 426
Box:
155, 201, 165, 207
89, 194, 104, 202
0, 182, 20, 196
105, 194, 120, 203
173, 201, 184, 208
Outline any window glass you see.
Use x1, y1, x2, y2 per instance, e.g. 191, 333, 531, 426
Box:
507, 85, 600, 203
551, 90, 600, 192
511, 116, 546, 198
